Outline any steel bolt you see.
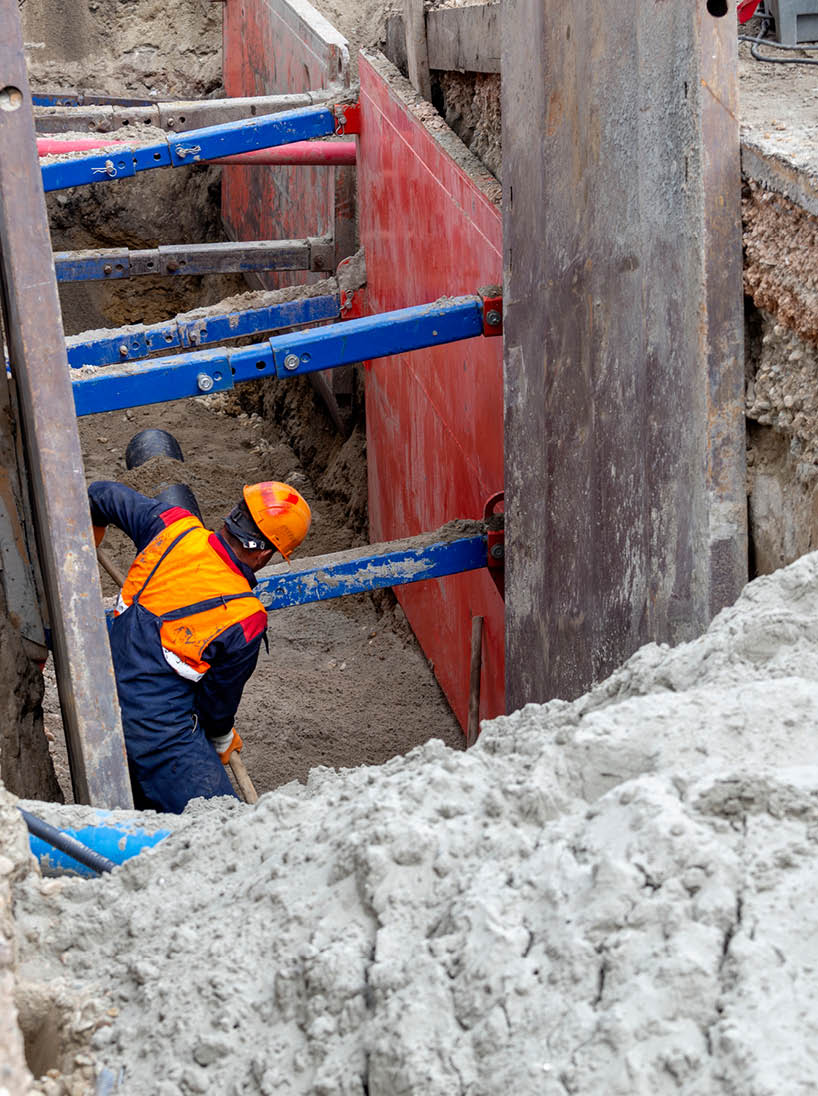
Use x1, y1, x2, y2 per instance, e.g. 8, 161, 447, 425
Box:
486, 310, 502, 327
283, 354, 300, 372
196, 372, 214, 392
103, 264, 113, 275
118, 345, 129, 358
166, 260, 179, 273
489, 543, 504, 561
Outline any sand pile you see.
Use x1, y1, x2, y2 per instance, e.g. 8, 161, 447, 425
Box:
9, 551, 818, 1094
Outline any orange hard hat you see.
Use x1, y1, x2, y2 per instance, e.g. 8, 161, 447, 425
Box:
242, 481, 311, 560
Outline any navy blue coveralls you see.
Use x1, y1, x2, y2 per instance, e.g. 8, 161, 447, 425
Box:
89, 482, 268, 813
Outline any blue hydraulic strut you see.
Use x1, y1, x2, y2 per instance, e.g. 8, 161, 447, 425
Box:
66, 294, 340, 369
254, 533, 490, 610
40, 104, 339, 192
71, 296, 488, 417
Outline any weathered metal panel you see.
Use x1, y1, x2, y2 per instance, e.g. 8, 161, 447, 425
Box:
387, 5, 501, 74
502, 1, 746, 709
358, 52, 505, 730
0, 0, 132, 807
426, 4, 501, 73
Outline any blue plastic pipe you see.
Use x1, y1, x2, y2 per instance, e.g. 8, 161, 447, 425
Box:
23, 808, 172, 877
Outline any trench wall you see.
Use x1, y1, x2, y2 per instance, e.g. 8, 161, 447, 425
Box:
741, 134, 818, 575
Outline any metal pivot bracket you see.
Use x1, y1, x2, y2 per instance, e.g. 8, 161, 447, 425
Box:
478, 285, 503, 337
333, 101, 362, 134
484, 491, 504, 599
308, 236, 335, 273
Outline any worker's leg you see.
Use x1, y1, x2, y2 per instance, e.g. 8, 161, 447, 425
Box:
124, 719, 239, 814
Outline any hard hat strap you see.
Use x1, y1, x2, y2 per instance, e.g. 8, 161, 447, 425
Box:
225, 505, 272, 552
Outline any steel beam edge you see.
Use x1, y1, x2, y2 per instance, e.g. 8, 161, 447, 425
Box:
33, 89, 343, 133
0, 1, 132, 807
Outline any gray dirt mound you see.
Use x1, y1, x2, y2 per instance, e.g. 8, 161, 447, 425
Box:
13, 549, 818, 1094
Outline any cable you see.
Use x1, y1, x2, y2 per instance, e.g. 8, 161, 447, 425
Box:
740, 8, 818, 64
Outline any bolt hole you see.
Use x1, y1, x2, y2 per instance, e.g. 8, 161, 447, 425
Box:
164, 334, 173, 342
0, 86, 23, 112
706, 0, 728, 14
153, 152, 162, 161
214, 372, 222, 381
231, 367, 236, 375
179, 116, 186, 125
256, 361, 267, 370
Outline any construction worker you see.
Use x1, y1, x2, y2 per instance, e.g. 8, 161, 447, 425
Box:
88, 480, 311, 813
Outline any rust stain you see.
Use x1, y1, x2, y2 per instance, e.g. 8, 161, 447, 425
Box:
547, 91, 563, 137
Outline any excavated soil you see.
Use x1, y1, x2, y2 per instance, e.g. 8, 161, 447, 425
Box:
12, 548, 818, 1094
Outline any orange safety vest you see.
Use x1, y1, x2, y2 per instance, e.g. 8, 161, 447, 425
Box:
116, 515, 266, 681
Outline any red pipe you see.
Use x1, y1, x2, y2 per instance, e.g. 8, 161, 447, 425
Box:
212, 142, 356, 166
38, 138, 123, 154
37, 138, 357, 166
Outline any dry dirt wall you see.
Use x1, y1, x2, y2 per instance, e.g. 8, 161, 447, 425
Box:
742, 184, 818, 572
21, 0, 223, 99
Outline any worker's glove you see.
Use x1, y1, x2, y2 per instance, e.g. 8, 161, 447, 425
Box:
210, 727, 243, 764
92, 524, 107, 547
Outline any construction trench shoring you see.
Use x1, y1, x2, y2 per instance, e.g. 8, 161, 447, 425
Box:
10, 0, 818, 1092
68, 292, 503, 414
2, 56, 506, 813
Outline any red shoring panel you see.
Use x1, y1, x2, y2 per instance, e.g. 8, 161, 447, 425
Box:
358, 55, 505, 731
222, 0, 351, 285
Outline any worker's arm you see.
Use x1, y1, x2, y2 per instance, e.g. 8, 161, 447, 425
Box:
195, 611, 267, 740
88, 481, 189, 552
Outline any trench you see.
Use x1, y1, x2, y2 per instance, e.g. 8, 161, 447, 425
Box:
39, 140, 462, 804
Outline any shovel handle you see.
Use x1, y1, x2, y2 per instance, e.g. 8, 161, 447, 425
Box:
229, 752, 259, 804
96, 546, 127, 589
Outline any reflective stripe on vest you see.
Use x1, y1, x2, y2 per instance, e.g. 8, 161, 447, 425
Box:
118, 516, 265, 679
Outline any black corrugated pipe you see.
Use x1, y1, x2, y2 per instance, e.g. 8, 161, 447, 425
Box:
125, 429, 204, 522
19, 808, 116, 875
